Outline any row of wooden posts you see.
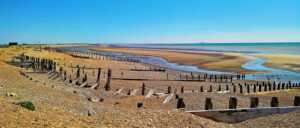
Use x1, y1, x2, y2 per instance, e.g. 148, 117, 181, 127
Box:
162, 81, 300, 95
177, 73, 234, 82
15, 54, 113, 91
177, 96, 300, 110
45, 47, 140, 63
48, 46, 250, 83
16, 53, 300, 96
16, 53, 57, 71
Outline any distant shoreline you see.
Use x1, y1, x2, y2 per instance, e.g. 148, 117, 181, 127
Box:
1, 42, 300, 46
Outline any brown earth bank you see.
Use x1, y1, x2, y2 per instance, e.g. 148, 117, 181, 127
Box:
0, 45, 300, 127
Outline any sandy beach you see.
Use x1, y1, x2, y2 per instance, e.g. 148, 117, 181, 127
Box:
89, 47, 259, 74
0, 44, 299, 127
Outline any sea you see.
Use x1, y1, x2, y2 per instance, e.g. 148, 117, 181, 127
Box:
112, 42, 300, 55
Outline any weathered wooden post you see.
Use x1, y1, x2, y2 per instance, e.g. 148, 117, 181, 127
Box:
142, 83, 145, 95
83, 73, 88, 83
294, 96, 300, 106
250, 97, 259, 108
220, 75, 223, 82
96, 68, 101, 85
167, 86, 171, 94
247, 84, 250, 93
271, 97, 279, 107
205, 98, 213, 110
177, 98, 185, 109
233, 84, 236, 93
82, 66, 85, 73
200, 86, 203, 92
215, 75, 217, 82
127, 89, 131, 95
181, 86, 184, 93
229, 97, 237, 109
264, 84, 267, 92
64, 70, 67, 81
104, 69, 112, 91
53, 62, 57, 72
239, 85, 243, 94
167, 73, 169, 80
208, 85, 212, 92
292, 83, 295, 87
218, 85, 221, 91
259, 84, 262, 92
69, 75, 72, 83
76, 66, 80, 85
175, 94, 179, 99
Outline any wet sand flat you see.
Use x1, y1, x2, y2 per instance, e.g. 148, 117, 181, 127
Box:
90, 47, 257, 74
255, 54, 300, 73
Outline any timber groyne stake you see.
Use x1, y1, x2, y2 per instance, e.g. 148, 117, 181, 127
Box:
142, 83, 145, 95
229, 97, 237, 109
271, 97, 279, 107
104, 69, 112, 91
294, 96, 300, 106
205, 98, 213, 110
250, 97, 259, 108
167, 86, 171, 94
177, 98, 185, 109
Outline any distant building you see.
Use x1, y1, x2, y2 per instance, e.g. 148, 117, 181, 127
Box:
9, 42, 18, 46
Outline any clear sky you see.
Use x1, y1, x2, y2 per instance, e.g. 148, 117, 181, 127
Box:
0, 0, 299, 44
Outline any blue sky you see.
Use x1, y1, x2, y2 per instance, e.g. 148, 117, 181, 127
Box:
0, 0, 299, 44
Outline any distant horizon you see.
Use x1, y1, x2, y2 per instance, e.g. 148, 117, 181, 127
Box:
1, 41, 300, 45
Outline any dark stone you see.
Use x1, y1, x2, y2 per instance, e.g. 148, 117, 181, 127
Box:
137, 102, 143, 108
